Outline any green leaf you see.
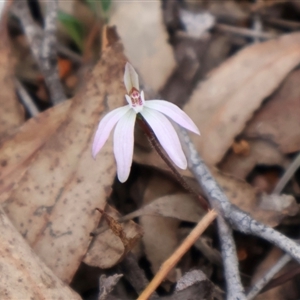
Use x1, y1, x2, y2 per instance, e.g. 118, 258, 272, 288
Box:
85, 0, 111, 20
101, 0, 111, 12
57, 11, 84, 52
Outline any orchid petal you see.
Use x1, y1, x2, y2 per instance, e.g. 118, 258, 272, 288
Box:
92, 105, 130, 158
141, 107, 187, 169
144, 100, 200, 135
124, 62, 139, 93
114, 109, 136, 182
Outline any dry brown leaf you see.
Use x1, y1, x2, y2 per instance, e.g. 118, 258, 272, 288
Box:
84, 205, 143, 269
207, 0, 249, 23
139, 174, 181, 283
109, 0, 176, 92
0, 101, 71, 203
220, 139, 289, 179
213, 170, 298, 227
244, 69, 300, 154
120, 193, 205, 223
134, 147, 297, 227
0, 208, 80, 300
184, 32, 300, 166
2, 34, 130, 282
0, 23, 24, 138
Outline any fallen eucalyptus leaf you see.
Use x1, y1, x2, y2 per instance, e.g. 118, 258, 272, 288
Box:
0, 208, 80, 299
3, 31, 130, 282
120, 193, 204, 223
184, 33, 300, 165
244, 69, 300, 154
109, 0, 176, 92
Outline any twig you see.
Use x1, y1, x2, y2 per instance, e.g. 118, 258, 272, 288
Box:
252, 12, 263, 44
217, 215, 246, 299
57, 44, 82, 64
119, 252, 158, 299
178, 128, 300, 299
137, 210, 217, 300
216, 23, 275, 40
261, 264, 300, 293
273, 152, 300, 194
178, 128, 246, 299
41, 0, 65, 104
245, 152, 300, 297
15, 79, 39, 117
12, 0, 66, 105
246, 254, 291, 300
265, 17, 300, 30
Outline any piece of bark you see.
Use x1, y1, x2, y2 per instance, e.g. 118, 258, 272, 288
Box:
160, 270, 215, 300
119, 252, 158, 299
98, 274, 123, 300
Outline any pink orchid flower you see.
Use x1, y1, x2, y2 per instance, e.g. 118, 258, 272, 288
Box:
92, 62, 200, 182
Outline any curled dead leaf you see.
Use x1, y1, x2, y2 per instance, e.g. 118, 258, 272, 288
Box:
84, 205, 143, 269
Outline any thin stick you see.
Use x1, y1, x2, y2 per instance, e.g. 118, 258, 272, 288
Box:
41, 0, 65, 104
246, 254, 291, 300
216, 23, 275, 40
273, 152, 300, 194
12, 0, 66, 105
15, 79, 39, 117
137, 210, 217, 300
179, 127, 300, 299
246, 152, 300, 298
